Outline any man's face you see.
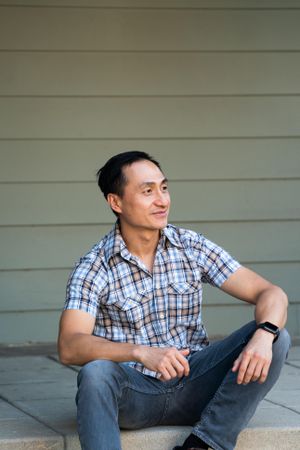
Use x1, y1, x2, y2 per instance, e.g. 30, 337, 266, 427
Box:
113, 159, 171, 231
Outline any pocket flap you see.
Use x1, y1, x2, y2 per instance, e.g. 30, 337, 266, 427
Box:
113, 290, 146, 310
168, 281, 200, 294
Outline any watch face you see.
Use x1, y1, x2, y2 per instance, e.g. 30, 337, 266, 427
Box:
264, 322, 278, 333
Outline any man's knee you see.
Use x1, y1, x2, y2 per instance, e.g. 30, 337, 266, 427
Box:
272, 327, 291, 362
77, 359, 126, 391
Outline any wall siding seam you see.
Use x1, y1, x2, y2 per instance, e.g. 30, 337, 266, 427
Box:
2, 219, 300, 228
2, 302, 300, 314
1, 49, 300, 54
1, 178, 300, 184
2, 136, 300, 141
2, 261, 300, 272
2, 94, 300, 98
2, 5, 300, 11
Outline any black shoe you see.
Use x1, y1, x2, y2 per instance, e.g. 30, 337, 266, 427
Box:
173, 447, 209, 450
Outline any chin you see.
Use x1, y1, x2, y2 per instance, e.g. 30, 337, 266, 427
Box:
153, 218, 168, 229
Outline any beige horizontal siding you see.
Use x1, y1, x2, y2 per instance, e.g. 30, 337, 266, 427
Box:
2, 52, 300, 96
203, 303, 300, 338
1, 8, 300, 51
1, 180, 299, 226
1, 221, 300, 271
1, 139, 300, 183
1, 97, 300, 139
1, 1, 300, 9
1, 270, 69, 312
1, 1, 299, 343
0, 311, 61, 344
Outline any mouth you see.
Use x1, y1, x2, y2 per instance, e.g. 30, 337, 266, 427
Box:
152, 210, 168, 217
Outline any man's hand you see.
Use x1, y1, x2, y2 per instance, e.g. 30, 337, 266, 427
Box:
135, 346, 190, 381
232, 329, 274, 385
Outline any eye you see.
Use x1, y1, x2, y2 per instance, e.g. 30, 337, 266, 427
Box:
144, 188, 152, 194
162, 184, 168, 191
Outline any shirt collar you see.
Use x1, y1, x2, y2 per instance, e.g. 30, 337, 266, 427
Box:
104, 221, 183, 262
160, 225, 183, 250
104, 221, 127, 261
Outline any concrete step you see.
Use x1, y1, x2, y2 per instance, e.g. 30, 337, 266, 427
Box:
1, 423, 300, 450
0, 399, 63, 450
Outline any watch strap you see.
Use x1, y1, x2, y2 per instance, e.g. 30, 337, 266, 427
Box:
257, 322, 280, 343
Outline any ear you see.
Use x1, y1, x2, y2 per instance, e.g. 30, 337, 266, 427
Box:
107, 193, 122, 214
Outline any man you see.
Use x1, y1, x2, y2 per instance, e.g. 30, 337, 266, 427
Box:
58, 151, 290, 450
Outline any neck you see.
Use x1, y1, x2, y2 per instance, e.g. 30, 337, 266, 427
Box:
119, 221, 161, 259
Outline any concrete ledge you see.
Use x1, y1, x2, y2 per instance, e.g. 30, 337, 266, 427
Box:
66, 426, 192, 450
122, 427, 192, 450
63, 425, 300, 450
0, 437, 63, 450
1, 426, 300, 450
0, 400, 63, 450
235, 427, 300, 450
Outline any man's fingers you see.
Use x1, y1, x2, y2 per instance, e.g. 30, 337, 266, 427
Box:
232, 354, 242, 373
165, 352, 189, 379
236, 351, 272, 385
158, 369, 171, 381
249, 359, 270, 384
242, 357, 259, 384
250, 363, 263, 382
157, 349, 190, 380
166, 364, 178, 379
179, 348, 190, 356
177, 352, 190, 377
237, 352, 251, 384
232, 332, 273, 385
157, 359, 177, 380
158, 362, 178, 381
258, 361, 271, 384
167, 358, 183, 378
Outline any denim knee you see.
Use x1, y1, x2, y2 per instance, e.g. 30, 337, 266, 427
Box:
77, 359, 126, 394
272, 327, 291, 362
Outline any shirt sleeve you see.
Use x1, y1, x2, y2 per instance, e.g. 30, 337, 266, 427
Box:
64, 251, 108, 317
194, 234, 241, 287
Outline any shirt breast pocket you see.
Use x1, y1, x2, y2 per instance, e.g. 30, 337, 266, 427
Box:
108, 292, 146, 331
167, 280, 202, 320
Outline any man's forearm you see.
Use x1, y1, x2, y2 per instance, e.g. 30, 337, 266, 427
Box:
58, 333, 190, 381
58, 332, 140, 366
233, 285, 288, 385
254, 285, 288, 329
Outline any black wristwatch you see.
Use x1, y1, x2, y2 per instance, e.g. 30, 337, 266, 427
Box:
257, 321, 280, 343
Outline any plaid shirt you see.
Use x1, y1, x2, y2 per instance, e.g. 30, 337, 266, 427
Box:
65, 222, 240, 377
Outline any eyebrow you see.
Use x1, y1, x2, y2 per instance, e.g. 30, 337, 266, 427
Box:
139, 178, 168, 188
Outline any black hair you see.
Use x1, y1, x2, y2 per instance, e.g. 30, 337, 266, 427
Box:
97, 151, 162, 216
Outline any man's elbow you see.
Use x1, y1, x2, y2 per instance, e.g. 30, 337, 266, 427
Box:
256, 283, 289, 312
273, 284, 289, 308
57, 336, 73, 366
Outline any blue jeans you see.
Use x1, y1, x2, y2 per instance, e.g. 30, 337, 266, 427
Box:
76, 321, 291, 450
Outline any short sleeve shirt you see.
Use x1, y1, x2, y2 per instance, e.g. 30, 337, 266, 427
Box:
65, 222, 241, 377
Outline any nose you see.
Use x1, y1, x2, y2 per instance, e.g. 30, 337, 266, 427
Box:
154, 190, 169, 207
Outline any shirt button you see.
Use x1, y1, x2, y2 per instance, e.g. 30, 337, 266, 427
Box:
159, 313, 165, 319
